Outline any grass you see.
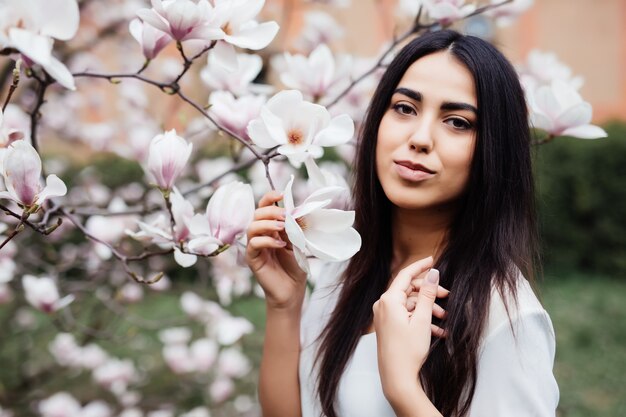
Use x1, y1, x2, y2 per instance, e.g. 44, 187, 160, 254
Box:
540, 272, 626, 417
1, 273, 624, 416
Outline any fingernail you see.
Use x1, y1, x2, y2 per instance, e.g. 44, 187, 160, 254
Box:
275, 221, 285, 229
275, 239, 287, 246
426, 268, 439, 284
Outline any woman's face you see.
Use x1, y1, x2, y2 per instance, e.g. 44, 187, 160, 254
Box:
375, 51, 478, 212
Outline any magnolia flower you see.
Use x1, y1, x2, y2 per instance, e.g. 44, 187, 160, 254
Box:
38, 392, 81, 417
209, 376, 234, 403
210, 0, 279, 71
0, 106, 25, 146
163, 344, 195, 374
485, 0, 534, 27
93, 358, 137, 393
295, 11, 344, 53
22, 275, 74, 314
0, 0, 80, 89
81, 402, 112, 417
0, 140, 67, 208
208, 91, 265, 141
180, 408, 210, 417
200, 51, 269, 95
423, 0, 476, 25
279, 44, 351, 101
189, 338, 219, 372
136, 0, 223, 42
49, 333, 82, 367
129, 18, 172, 60
217, 347, 251, 378
187, 181, 254, 253
247, 90, 354, 166
304, 157, 350, 210
213, 315, 254, 345
159, 327, 193, 345
518, 49, 584, 91
282, 175, 361, 273
528, 80, 607, 140
147, 129, 193, 191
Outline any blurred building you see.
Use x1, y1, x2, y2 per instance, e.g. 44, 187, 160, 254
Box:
266, 0, 626, 122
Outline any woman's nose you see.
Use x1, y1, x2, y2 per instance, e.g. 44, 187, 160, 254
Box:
407, 118, 434, 153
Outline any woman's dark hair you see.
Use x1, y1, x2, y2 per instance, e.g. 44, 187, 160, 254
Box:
315, 29, 538, 417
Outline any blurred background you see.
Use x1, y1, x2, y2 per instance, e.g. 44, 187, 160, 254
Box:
0, 1, 624, 416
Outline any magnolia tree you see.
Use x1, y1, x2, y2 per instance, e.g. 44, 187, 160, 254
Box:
0, 0, 607, 416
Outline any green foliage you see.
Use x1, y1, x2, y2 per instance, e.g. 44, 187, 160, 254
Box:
535, 121, 626, 278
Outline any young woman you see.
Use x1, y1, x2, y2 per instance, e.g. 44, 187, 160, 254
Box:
245, 30, 559, 417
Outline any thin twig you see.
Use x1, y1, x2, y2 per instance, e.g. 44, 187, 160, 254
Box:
2, 60, 20, 112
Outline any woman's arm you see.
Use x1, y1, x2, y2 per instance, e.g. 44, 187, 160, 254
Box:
245, 190, 308, 417
372, 257, 445, 417
259, 305, 303, 417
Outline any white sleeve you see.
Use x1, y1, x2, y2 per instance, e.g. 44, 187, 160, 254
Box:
468, 310, 560, 417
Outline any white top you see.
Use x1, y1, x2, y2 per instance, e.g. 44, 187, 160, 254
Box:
299, 262, 560, 417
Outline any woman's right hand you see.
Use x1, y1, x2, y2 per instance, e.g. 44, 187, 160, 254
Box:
245, 190, 308, 311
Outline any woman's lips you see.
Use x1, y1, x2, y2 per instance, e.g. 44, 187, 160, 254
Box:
394, 162, 436, 182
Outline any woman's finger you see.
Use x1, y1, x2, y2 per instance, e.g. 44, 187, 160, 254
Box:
247, 220, 285, 239
246, 236, 287, 260
409, 268, 440, 329
388, 256, 434, 294
406, 297, 446, 319
407, 278, 450, 298
254, 205, 286, 221
258, 190, 283, 208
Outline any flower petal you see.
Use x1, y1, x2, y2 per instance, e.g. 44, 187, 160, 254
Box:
41, 55, 76, 90
561, 124, 607, 139
305, 209, 354, 233
304, 227, 361, 261
225, 21, 279, 50
174, 248, 198, 267
554, 102, 592, 130
284, 214, 306, 251
247, 118, 276, 148
212, 41, 239, 72
36, 174, 68, 204
38, 0, 80, 40
314, 114, 354, 146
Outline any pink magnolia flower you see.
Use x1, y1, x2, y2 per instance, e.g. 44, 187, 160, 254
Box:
209, 376, 235, 403
187, 181, 254, 252
38, 392, 81, 417
147, 129, 193, 191
485, 0, 534, 27
279, 44, 351, 101
528, 80, 607, 140
208, 91, 265, 141
217, 347, 251, 378
200, 51, 269, 95
129, 18, 172, 60
136, 0, 223, 42
0, 140, 67, 209
282, 175, 361, 273
93, 358, 137, 393
189, 338, 219, 372
0, 0, 80, 89
22, 275, 74, 314
209, 0, 279, 71
423, 0, 476, 25
518, 49, 584, 91
247, 90, 354, 167
295, 11, 344, 53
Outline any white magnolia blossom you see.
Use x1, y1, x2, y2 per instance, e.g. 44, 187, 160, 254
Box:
147, 129, 193, 191
22, 275, 74, 314
485, 0, 534, 27
518, 49, 584, 91
187, 181, 254, 255
211, 315, 254, 345
282, 175, 361, 274
0, 0, 80, 89
423, 0, 476, 25
279, 44, 352, 101
294, 11, 344, 53
396, 0, 423, 22
210, 249, 253, 305
217, 347, 251, 379
163, 337, 218, 374
93, 358, 137, 393
247, 90, 354, 166
0, 106, 26, 150
200, 51, 270, 96
210, 0, 279, 71
179, 407, 211, 417
209, 376, 234, 403
0, 140, 67, 208
129, 18, 172, 60
208, 91, 266, 141
136, 0, 223, 42
304, 157, 351, 210
119, 282, 144, 303
528, 80, 607, 140
38, 392, 81, 417
159, 327, 193, 345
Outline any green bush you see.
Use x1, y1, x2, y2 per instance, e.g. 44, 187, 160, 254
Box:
535, 121, 626, 278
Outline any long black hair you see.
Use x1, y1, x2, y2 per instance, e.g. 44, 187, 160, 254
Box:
315, 30, 539, 417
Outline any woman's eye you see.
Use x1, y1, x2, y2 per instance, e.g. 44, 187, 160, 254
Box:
392, 103, 416, 116
445, 118, 473, 130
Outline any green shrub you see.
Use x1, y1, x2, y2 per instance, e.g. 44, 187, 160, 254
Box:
535, 121, 626, 278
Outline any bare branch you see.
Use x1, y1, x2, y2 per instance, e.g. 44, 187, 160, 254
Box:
2, 59, 20, 112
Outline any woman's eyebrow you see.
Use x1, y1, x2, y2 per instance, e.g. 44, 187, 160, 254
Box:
393, 87, 478, 115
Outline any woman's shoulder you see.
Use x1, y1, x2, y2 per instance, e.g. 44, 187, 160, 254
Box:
483, 273, 555, 346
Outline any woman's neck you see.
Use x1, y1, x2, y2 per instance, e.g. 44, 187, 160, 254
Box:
390, 206, 454, 275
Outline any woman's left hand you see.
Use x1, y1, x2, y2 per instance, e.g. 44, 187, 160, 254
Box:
373, 256, 447, 407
